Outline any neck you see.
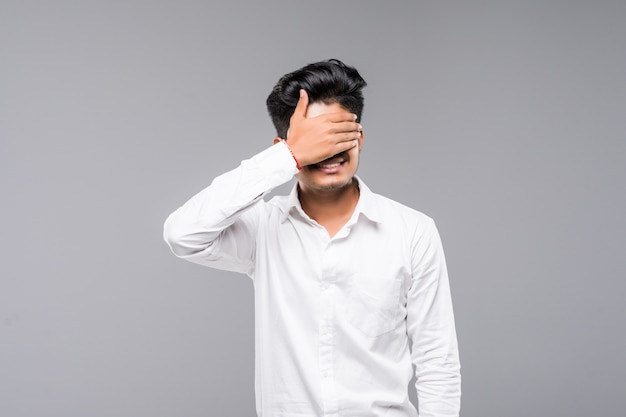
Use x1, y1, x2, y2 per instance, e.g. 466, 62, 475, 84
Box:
298, 179, 360, 235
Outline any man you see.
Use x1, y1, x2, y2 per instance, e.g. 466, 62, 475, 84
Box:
163, 59, 461, 417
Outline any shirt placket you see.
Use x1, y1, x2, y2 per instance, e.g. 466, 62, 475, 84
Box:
319, 236, 339, 417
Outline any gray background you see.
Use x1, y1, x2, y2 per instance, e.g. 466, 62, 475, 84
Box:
2, 1, 625, 416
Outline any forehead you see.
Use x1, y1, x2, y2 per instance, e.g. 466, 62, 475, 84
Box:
305, 101, 348, 118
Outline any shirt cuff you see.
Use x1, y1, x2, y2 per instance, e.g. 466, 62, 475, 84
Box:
249, 141, 300, 187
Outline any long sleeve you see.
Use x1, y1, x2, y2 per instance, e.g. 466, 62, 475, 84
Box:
406, 219, 461, 417
163, 141, 298, 275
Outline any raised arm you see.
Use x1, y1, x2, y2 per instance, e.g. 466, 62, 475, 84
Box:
163, 142, 297, 274
163, 90, 362, 275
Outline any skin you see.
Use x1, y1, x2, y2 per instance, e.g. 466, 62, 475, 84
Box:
273, 90, 364, 237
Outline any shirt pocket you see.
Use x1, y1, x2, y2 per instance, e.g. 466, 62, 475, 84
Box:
345, 274, 403, 337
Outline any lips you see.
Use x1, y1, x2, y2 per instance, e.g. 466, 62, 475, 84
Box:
314, 153, 347, 169
311, 155, 347, 174
316, 161, 342, 169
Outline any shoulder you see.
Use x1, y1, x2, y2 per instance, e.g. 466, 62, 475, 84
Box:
261, 193, 295, 222
266, 193, 290, 209
365, 190, 442, 255
370, 190, 435, 228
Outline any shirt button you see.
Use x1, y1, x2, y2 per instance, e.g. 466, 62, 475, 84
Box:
321, 282, 330, 290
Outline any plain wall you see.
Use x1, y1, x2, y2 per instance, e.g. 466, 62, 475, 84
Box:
2, 1, 625, 416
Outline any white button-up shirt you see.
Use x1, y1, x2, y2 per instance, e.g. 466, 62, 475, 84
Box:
164, 142, 461, 417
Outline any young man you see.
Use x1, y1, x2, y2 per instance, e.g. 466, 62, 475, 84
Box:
163, 59, 461, 417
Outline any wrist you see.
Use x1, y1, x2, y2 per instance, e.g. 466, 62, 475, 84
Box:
283, 141, 302, 170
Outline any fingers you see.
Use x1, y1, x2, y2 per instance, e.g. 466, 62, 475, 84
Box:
337, 138, 360, 154
285, 91, 362, 165
325, 112, 358, 123
325, 132, 360, 158
293, 89, 309, 119
335, 130, 361, 144
329, 121, 362, 134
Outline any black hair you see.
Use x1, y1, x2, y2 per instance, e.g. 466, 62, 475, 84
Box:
266, 59, 367, 139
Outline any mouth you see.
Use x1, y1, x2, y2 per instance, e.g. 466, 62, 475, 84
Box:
312, 153, 347, 173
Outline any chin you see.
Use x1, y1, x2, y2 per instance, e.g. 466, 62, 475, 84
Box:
313, 181, 351, 191
301, 173, 355, 191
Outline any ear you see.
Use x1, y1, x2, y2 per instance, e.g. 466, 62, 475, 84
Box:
357, 129, 364, 151
273, 136, 283, 145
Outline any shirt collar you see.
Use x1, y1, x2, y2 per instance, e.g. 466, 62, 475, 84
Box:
279, 176, 383, 224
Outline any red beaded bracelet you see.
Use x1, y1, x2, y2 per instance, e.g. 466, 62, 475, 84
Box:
284, 141, 302, 170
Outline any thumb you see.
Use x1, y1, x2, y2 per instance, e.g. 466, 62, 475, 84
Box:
293, 89, 309, 119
